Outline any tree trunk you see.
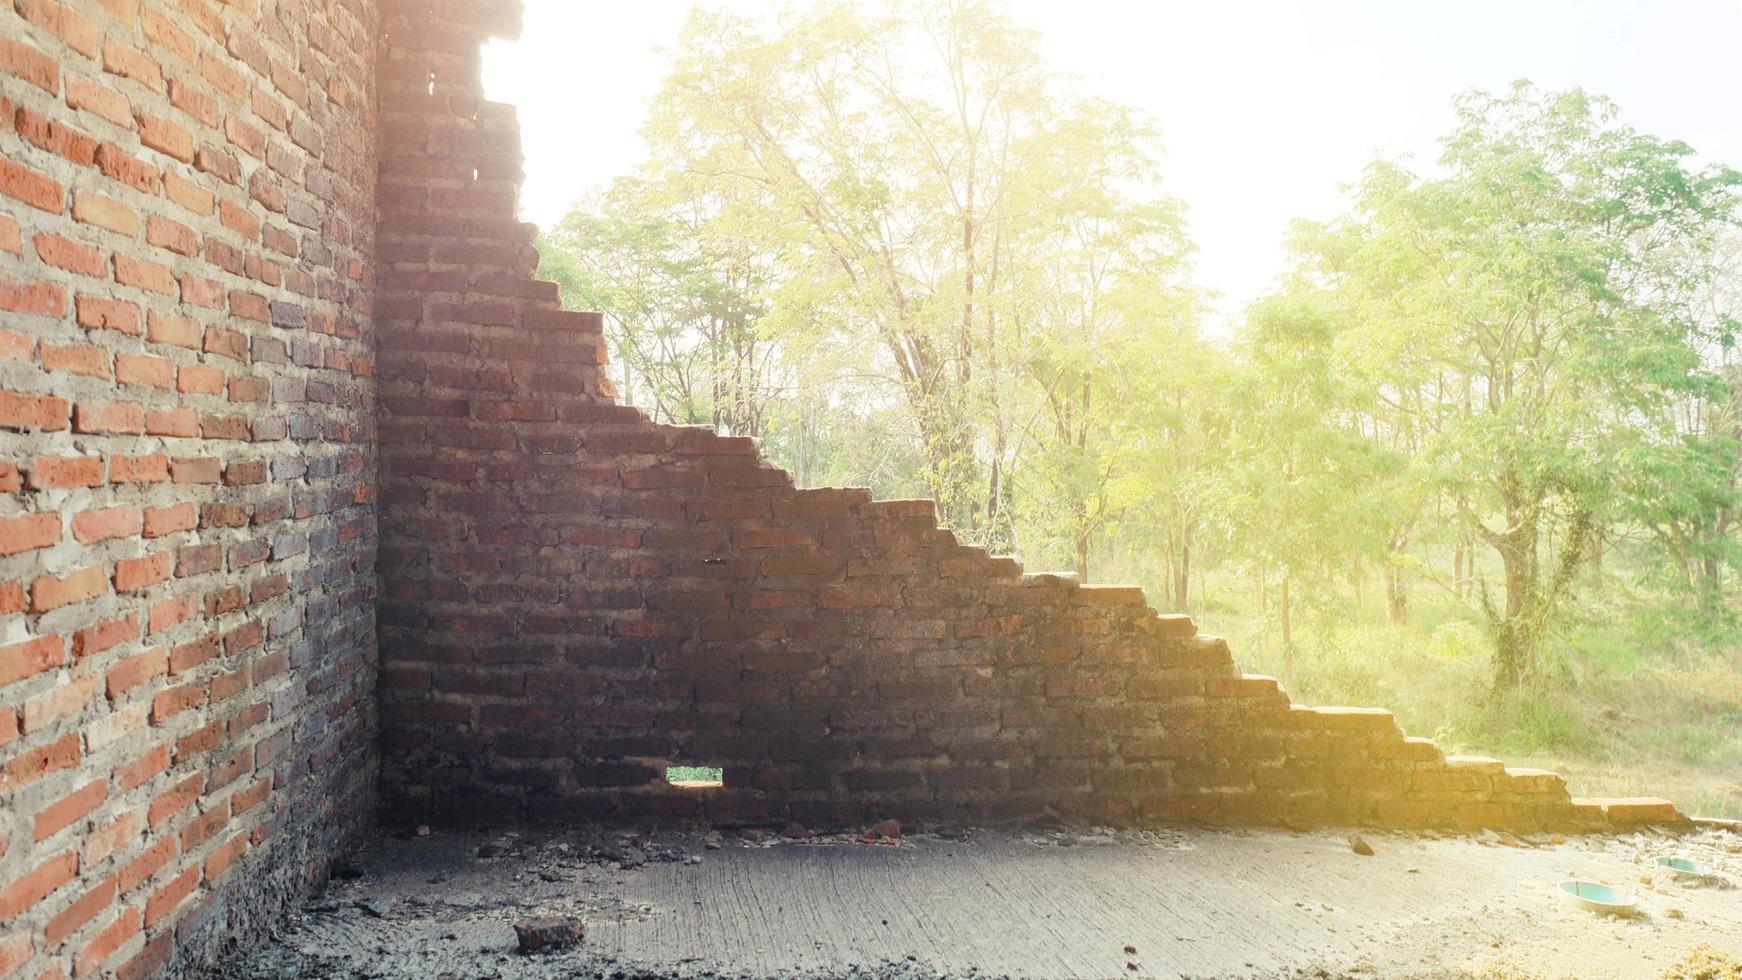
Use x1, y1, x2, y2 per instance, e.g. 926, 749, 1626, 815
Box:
1280, 575, 1295, 690
1386, 563, 1408, 625
1489, 522, 1536, 687
1172, 526, 1191, 611
1452, 537, 1465, 599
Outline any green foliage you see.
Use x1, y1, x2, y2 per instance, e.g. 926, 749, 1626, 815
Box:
1286, 82, 1742, 686
536, 0, 1742, 748
543, 0, 1200, 565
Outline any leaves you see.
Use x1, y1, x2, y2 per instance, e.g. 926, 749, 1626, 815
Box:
541, 8, 1742, 676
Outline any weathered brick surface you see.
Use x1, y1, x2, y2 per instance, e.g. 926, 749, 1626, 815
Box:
0, 2, 378, 978
371, 2, 1682, 837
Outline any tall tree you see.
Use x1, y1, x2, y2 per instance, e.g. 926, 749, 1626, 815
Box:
637, 0, 1191, 547
1294, 83, 1741, 685
1229, 292, 1396, 686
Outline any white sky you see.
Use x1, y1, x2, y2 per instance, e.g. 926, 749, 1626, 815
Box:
483, 0, 1742, 329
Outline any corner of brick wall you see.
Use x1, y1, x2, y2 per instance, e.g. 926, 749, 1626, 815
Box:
370, 1, 1689, 839
0, 1, 379, 977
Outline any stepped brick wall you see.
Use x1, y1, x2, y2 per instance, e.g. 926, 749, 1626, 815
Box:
372, 2, 1683, 836
0, 1, 379, 977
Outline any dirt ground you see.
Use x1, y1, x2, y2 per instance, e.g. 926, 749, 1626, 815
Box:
212, 823, 1742, 979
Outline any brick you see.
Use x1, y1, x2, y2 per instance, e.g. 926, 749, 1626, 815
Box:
31, 565, 108, 612
0, 278, 67, 317
73, 613, 138, 658
34, 233, 105, 276
96, 142, 160, 193
0, 37, 58, 94
168, 78, 217, 127
141, 7, 196, 64
110, 454, 168, 484
77, 295, 142, 334
116, 353, 175, 389
218, 199, 260, 240
118, 835, 175, 895
147, 774, 203, 826
114, 254, 177, 294
18, 1, 100, 59
0, 635, 65, 688
0, 850, 77, 920
145, 407, 198, 437
116, 744, 170, 795
1, 155, 65, 217
3, 732, 79, 790
205, 834, 247, 880
73, 505, 143, 543
102, 38, 163, 91
83, 808, 144, 867
0, 933, 26, 977
144, 866, 198, 927
33, 779, 107, 840
144, 217, 197, 258
45, 874, 115, 946
106, 648, 166, 698
72, 190, 139, 236
42, 343, 114, 379
170, 458, 221, 484
136, 112, 194, 162
143, 503, 197, 538
163, 171, 214, 215
147, 595, 196, 633
74, 400, 145, 435
0, 389, 67, 433
24, 675, 98, 738
0, 513, 61, 556
27, 455, 101, 488
114, 551, 173, 592
176, 543, 221, 577
181, 274, 224, 308
168, 634, 217, 673
75, 907, 140, 977
177, 365, 224, 395
66, 76, 130, 126
147, 310, 200, 348
15, 105, 99, 165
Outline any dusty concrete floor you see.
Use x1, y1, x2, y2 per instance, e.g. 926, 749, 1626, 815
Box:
213, 823, 1742, 979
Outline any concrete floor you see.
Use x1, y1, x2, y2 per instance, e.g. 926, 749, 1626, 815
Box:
216, 824, 1742, 979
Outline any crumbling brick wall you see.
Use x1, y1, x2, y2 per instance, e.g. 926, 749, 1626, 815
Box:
372, 2, 1681, 836
0, 1, 378, 976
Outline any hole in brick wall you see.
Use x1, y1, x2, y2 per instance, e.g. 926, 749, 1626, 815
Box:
666, 766, 724, 789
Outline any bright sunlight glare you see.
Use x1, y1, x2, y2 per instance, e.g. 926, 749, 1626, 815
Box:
484, 0, 1742, 332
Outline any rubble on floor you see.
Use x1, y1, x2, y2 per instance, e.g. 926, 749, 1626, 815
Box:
208, 823, 1742, 979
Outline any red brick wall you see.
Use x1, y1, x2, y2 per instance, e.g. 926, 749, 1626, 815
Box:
0, 1, 378, 976
372, 3, 1681, 837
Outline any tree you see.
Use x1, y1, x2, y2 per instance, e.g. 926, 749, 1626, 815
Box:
1228, 292, 1397, 686
537, 180, 779, 433
1294, 83, 1742, 685
635, 0, 1192, 550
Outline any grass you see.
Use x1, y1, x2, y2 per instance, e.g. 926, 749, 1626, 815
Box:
1185, 578, 1742, 820
666, 766, 725, 788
